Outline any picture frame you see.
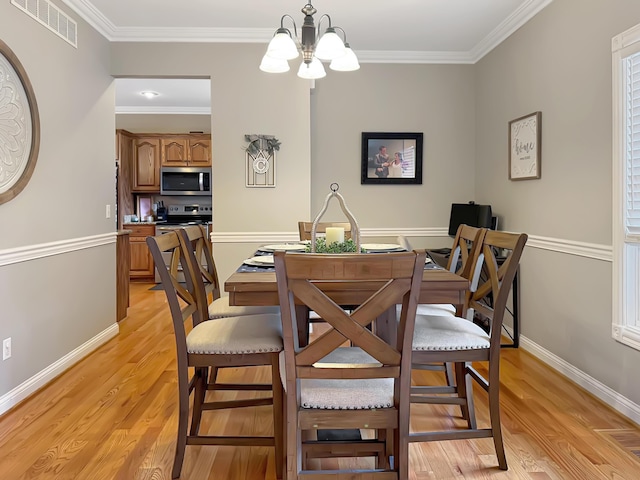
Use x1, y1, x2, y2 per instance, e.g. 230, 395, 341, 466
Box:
508, 111, 541, 180
361, 132, 423, 184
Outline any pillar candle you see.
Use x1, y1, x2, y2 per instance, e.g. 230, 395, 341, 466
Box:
325, 227, 345, 245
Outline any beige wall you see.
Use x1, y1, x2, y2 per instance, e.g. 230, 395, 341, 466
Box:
311, 64, 477, 230
0, 1, 116, 398
475, 0, 640, 406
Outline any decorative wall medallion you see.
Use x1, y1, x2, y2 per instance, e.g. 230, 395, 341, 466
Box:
0, 39, 40, 204
244, 134, 279, 188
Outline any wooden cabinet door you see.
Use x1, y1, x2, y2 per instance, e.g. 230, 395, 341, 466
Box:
133, 138, 160, 192
129, 226, 155, 279
161, 138, 189, 167
187, 137, 212, 166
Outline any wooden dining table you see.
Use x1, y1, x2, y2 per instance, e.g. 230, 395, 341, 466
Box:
224, 265, 470, 346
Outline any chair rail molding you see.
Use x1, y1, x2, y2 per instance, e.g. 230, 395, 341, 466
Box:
210, 229, 612, 262
0, 233, 116, 267
210, 227, 449, 244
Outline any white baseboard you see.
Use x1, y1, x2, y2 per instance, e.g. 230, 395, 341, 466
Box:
0, 323, 120, 416
505, 326, 640, 426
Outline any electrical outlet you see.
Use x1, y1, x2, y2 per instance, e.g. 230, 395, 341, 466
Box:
105, 204, 111, 219
2, 338, 11, 360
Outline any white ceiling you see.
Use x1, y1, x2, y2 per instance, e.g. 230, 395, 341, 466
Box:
115, 78, 211, 114
92, 0, 552, 112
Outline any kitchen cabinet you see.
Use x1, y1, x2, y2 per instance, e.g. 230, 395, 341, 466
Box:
160, 137, 188, 166
133, 137, 161, 192
187, 136, 212, 166
116, 130, 135, 228
116, 230, 131, 320
161, 135, 211, 167
128, 224, 156, 280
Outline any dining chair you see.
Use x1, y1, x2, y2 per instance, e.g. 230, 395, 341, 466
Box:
399, 224, 487, 317
147, 230, 285, 479
184, 224, 280, 319
274, 249, 426, 479
400, 226, 486, 387
409, 230, 528, 471
297, 221, 353, 241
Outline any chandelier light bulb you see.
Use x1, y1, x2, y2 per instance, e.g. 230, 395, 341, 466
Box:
259, 54, 290, 73
297, 57, 326, 80
314, 28, 346, 61
266, 30, 299, 60
329, 44, 360, 72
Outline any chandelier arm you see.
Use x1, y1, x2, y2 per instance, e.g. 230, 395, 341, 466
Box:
333, 26, 347, 44
279, 14, 299, 43
315, 13, 332, 45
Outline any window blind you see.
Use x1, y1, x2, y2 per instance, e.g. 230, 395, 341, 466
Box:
626, 52, 640, 235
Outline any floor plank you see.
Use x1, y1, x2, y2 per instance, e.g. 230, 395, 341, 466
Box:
0, 283, 638, 479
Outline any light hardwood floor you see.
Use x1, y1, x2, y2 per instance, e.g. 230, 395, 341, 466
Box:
0, 283, 639, 479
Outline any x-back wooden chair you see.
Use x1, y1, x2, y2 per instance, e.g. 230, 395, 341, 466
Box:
274, 250, 425, 479
147, 230, 284, 479
183, 224, 279, 319
410, 230, 528, 471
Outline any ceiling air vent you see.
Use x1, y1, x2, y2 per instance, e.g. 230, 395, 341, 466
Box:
11, 0, 77, 48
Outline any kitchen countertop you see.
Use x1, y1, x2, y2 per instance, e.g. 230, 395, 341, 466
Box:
123, 221, 165, 225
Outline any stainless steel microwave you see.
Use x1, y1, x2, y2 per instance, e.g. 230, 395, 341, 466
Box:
160, 167, 211, 196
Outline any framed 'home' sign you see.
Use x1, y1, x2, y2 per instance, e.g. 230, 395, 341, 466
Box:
509, 111, 541, 180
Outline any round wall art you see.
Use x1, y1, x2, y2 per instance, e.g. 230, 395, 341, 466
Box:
0, 39, 40, 205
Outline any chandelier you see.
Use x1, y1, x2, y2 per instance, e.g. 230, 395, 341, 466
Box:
259, 2, 360, 80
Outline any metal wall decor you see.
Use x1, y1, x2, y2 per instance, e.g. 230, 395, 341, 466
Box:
245, 134, 279, 188
0, 39, 40, 205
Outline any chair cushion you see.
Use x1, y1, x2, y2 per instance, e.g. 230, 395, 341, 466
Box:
187, 313, 283, 354
208, 295, 280, 319
412, 314, 490, 351
396, 303, 456, 317
313, 347, 382, 368
301, 378, 394, 410
278, 349, 393, 409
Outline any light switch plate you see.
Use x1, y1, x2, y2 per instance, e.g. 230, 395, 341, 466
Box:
3, 338, 11, 360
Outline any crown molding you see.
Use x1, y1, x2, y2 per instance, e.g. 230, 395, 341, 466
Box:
61, 0, 554, 65
469, 0, 554, 62
356, 50, 475, 65
108, 27, 274, 43
59, 0, 118, 40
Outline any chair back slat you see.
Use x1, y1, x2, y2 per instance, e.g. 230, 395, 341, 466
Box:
180, 225, 221, 301
467, 230, 528, 349
447, 224, 487, 278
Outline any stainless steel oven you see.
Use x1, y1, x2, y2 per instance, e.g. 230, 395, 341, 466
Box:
160, 167, 211, 196
154, 204, 212, 283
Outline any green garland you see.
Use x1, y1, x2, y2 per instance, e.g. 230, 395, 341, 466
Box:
305, 238, 362, 253
244, 134, 281, 156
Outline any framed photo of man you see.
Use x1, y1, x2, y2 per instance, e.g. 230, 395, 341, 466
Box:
361, 132, 423, 185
